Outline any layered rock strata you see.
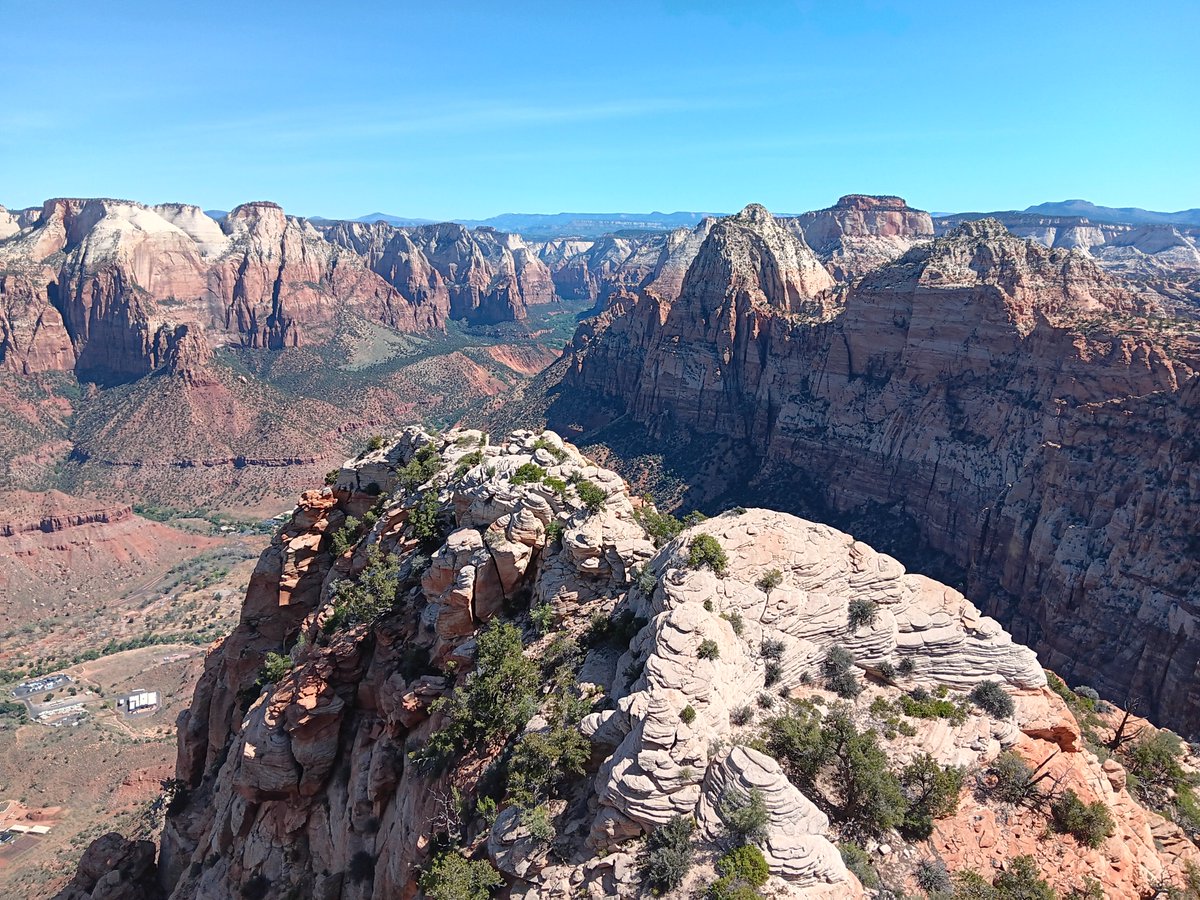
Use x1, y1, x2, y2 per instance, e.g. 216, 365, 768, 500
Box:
551, 204, 1200, 735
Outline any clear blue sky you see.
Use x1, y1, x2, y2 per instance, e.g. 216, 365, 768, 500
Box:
1, 0, 1196, 220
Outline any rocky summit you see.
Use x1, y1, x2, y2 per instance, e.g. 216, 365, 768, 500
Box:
52, 429, 1200, 899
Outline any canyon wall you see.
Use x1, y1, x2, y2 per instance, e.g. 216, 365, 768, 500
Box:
551, 206, 1200, 735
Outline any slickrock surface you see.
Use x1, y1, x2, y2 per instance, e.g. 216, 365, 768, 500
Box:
54, 429, 1200, 899
550, 203, 1200, 735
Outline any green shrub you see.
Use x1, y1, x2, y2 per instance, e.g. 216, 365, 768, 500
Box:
636, 566, 658, 596
1125, 731, 1188, 808
756, 692, 775, 710
847, 598, 877, 631
532, 437, 567, 461
716, 787, 769, 845
530, 604, 555, 635
823, 708, 908, 834
259, 651, 292, 685
731, 705, 754, 726
763, 660, 783, 687
681, 704, 697, 725
838, 843, 879, 889
510, 462, 546, 485
698, 638, 721, 660
900, 690, 969, 724
418, 621, 539, 767
877, 660, 897, 681
329, 516, 361, 556
542, 475, 568, 498
366, 435, 385, 452
1050, 789, 1114, 848
986, 751, 1036, 805
640, 815, 695, 894
453, 449, 484, 479
398, 444, 443, 491
970, 681, 1015, 718
522, 805, 555, 843
420, 851, 502, 900
324, 468, 340, 486
504, 689, 590, 808
688, 534, 729, 576
574, 479, 608, 513
544, 520, 565, 544
635, 507, 684, 546
760, 638, 784, 660
723, 610, 745, 636
992, 855, 1056, 899
821, 646, 860, 698
761, 706, 829, 786
756, 568, 783, 594
717, 845, 769, 886
900, 753, 964, 839
410, 491, 444, 545
898, 657, 916, 677
326, 546, 401, 629
706, 876, 762, 900
915, 858, 952, 894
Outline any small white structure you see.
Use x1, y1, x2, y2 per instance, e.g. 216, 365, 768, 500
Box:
127, 691, 160, 712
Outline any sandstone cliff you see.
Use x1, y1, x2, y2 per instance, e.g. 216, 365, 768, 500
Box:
545, 205, 1200, 738
316, 220, 557, 324
791, 194, 934, 280
0, 198, 444, 384
55, 428, 1200, 899
935, 211, 1200, 317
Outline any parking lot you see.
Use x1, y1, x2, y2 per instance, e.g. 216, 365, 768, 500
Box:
10, 675, 72, 699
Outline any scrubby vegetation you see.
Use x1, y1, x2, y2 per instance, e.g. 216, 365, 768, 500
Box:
716, 787, 770, 845
970, 681, 1014, 718
640, 815, 695, 894
821, 645, 860, 698
510, 462, 546, 485
688, 534, 729, 576
756, 568, 783, 594
758, 702, 961, 838
415, 621, 539, 769
847, 598, 877, 631
325, 546, 402, 629
420, 850, 503, 900
572, 478, 608, 513
1050, 788, 1114, 847
259, 651, 292, 685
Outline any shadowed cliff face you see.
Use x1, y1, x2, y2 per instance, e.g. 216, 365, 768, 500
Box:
550, 206, 1200, 736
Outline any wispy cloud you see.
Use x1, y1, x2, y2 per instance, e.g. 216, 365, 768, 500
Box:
171, 95, 737, 145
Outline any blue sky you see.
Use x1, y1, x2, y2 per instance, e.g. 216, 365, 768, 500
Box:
1, 0, 1196, 219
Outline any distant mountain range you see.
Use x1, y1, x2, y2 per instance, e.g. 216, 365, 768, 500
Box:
940, 199, 1200, 227
195, 200, 1200, 239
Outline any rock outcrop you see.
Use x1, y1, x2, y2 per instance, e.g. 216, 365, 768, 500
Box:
547, 204, 1200, 736
56, 428, 1200, 899
934, 211, 1200, 316
791, 194, 935, 280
